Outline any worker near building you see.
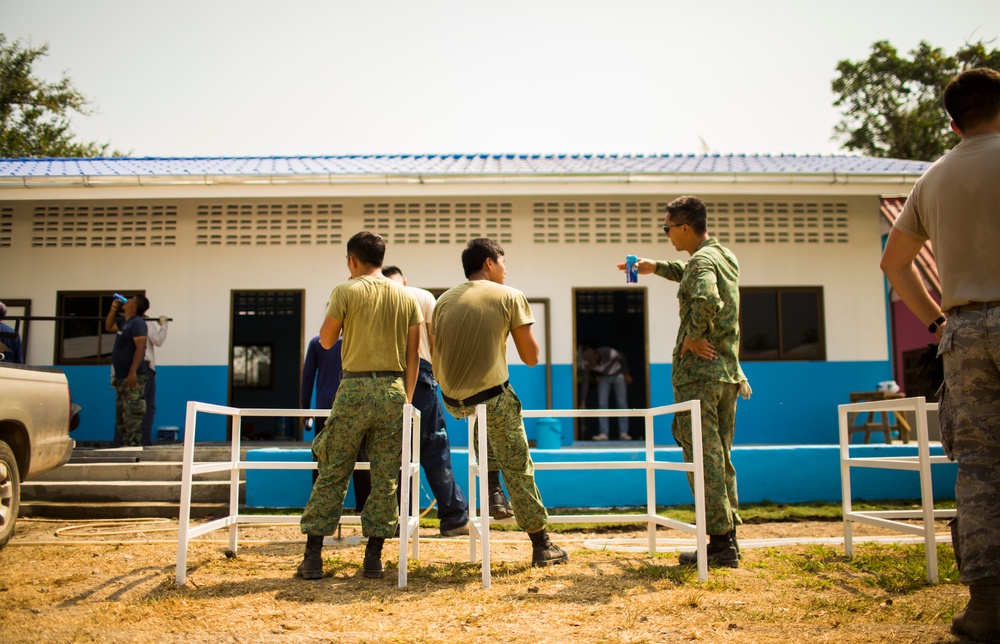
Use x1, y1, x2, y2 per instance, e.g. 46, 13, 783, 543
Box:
621, 195, 746, 569
432, 237, 568, 567
382, 266, 470, 537
296, 231, 421, 581
881, 68, 1000, 641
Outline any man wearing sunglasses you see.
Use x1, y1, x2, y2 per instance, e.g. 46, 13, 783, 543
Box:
621, 195, 746, 569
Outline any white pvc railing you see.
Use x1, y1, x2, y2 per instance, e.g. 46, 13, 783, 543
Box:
466, 401, 709, 588
175, 401, 422, 588
838, 396, 956, 582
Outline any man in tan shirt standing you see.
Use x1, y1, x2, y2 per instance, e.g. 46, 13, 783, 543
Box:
881, 68, 1000, 641
432, 237, 568, 567
297, 231, 421, 581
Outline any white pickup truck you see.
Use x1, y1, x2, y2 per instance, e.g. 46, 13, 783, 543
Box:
0, 364, 77, 548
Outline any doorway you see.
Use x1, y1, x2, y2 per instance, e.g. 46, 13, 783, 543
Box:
573, 288, 648, 441
229, 290, 304, 440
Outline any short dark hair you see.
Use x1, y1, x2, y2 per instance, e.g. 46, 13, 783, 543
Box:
346, 231, 386, 268
461, 238, 504, 278
382, 265, 403, 279
665, 195, 708, 235
135, 295, 150, 316
944, 67, 1000, 132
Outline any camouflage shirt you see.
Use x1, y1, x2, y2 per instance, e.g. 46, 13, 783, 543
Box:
654, 238, 744, 387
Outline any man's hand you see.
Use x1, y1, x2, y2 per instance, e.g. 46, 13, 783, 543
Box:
127, 371, 139, 389
615, 258, 657, 274
681, 337, 717, 360
624, 374, 634, 386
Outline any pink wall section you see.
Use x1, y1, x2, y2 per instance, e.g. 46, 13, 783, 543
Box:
891, 296, 940, 395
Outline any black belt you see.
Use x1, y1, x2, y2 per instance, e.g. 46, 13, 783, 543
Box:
948, 301, 1000, 315
341, 370, 403, 379
441, 381, 508, 408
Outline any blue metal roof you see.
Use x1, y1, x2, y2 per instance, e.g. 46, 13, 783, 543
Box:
0, 153, 930, 179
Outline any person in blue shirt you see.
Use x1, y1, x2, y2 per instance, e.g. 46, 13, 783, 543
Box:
0, 301, 23, 364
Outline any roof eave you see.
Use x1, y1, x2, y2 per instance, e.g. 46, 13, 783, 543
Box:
0, 171, 924, 189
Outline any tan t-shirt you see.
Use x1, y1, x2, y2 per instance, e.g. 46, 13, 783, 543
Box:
894, 132, 1000, 311
432, 280, 534, 400
326, 275, 422, 372
405, 285, 436, 363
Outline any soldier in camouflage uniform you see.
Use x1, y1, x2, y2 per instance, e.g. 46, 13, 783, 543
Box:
432, 237, 569, 567
881, 69, 1000, 641
297, 231, 422, 581
625, 196, 746, 568
105, 295, 151, 447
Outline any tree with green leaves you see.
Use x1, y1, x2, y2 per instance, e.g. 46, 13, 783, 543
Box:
0, 34, 118, 158
832, 40, 1000, 162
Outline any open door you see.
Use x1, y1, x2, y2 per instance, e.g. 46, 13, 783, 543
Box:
229, 290, 304, 440
573, 288, 648, 441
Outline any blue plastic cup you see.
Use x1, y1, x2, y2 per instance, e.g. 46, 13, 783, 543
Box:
626, 255, 638, 283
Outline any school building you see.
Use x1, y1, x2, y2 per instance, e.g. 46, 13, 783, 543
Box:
0, 153, 934, 450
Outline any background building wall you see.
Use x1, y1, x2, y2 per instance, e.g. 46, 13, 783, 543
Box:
0, 188, 893, 444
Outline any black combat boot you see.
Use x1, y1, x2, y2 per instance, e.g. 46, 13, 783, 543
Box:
363, 537, 385, 579
678, 533, 739, 568
528, 528, 569, 567
488, 471, 515, 520
296, 535, 324, 580
952, 585, 1000, 642
729, 528, 741, 560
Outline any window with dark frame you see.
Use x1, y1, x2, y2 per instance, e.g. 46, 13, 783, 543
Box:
55, 291, 145, 365
740, 287, 825, 361
232, 344, 273, 388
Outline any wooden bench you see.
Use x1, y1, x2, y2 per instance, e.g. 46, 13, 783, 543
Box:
848, 391, 911, 444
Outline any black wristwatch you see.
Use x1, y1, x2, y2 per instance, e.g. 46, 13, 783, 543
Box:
928, 316, 947, 334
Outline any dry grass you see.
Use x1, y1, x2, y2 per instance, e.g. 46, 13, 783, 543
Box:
0, 518, 969, 643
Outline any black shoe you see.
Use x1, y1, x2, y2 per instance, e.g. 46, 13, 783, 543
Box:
528, 528, 569, 567
488, 471, 515, 520
296, 535, 324, 580
678, 534, 739, 568
440, 521, 470, 537
363, 537, 385, 579
729, 528, 741, 560
952, 585, 1000, 642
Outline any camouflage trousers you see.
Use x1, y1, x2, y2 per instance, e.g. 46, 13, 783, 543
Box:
444, 385, 549, 533
673, 381, 742, 536
113, 376, 147, 447
938, 307, 1000, 585
300, 376, 405, 539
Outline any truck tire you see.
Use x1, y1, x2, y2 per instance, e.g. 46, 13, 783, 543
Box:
0, 440, 20, 550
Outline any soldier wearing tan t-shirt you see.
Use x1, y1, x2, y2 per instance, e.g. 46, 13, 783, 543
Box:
881, 68, 1000, 641
432, 237, 569, 567
297, 231, 421, 581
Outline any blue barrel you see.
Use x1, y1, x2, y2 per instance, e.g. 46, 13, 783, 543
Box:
535, 418, 562, 449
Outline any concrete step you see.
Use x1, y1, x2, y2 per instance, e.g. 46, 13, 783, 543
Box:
70, 442, 304, 463
21, 480, 244, 504
19, 501, 231, 520
33, 462, 233, 482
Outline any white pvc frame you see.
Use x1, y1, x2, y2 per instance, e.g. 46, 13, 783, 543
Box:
175, 401, 422, 588
466, 401, 709, 588
838, 396, 956, 582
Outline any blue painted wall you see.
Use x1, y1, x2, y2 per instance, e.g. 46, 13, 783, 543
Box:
63, 359, 893, 446
63, 365, 230, 442
246, 444, 957, 509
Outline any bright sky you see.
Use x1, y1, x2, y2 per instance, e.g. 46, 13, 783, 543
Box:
2, 0, 998, 158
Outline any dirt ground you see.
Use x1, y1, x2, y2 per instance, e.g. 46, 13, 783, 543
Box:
0, 517, 969, 643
